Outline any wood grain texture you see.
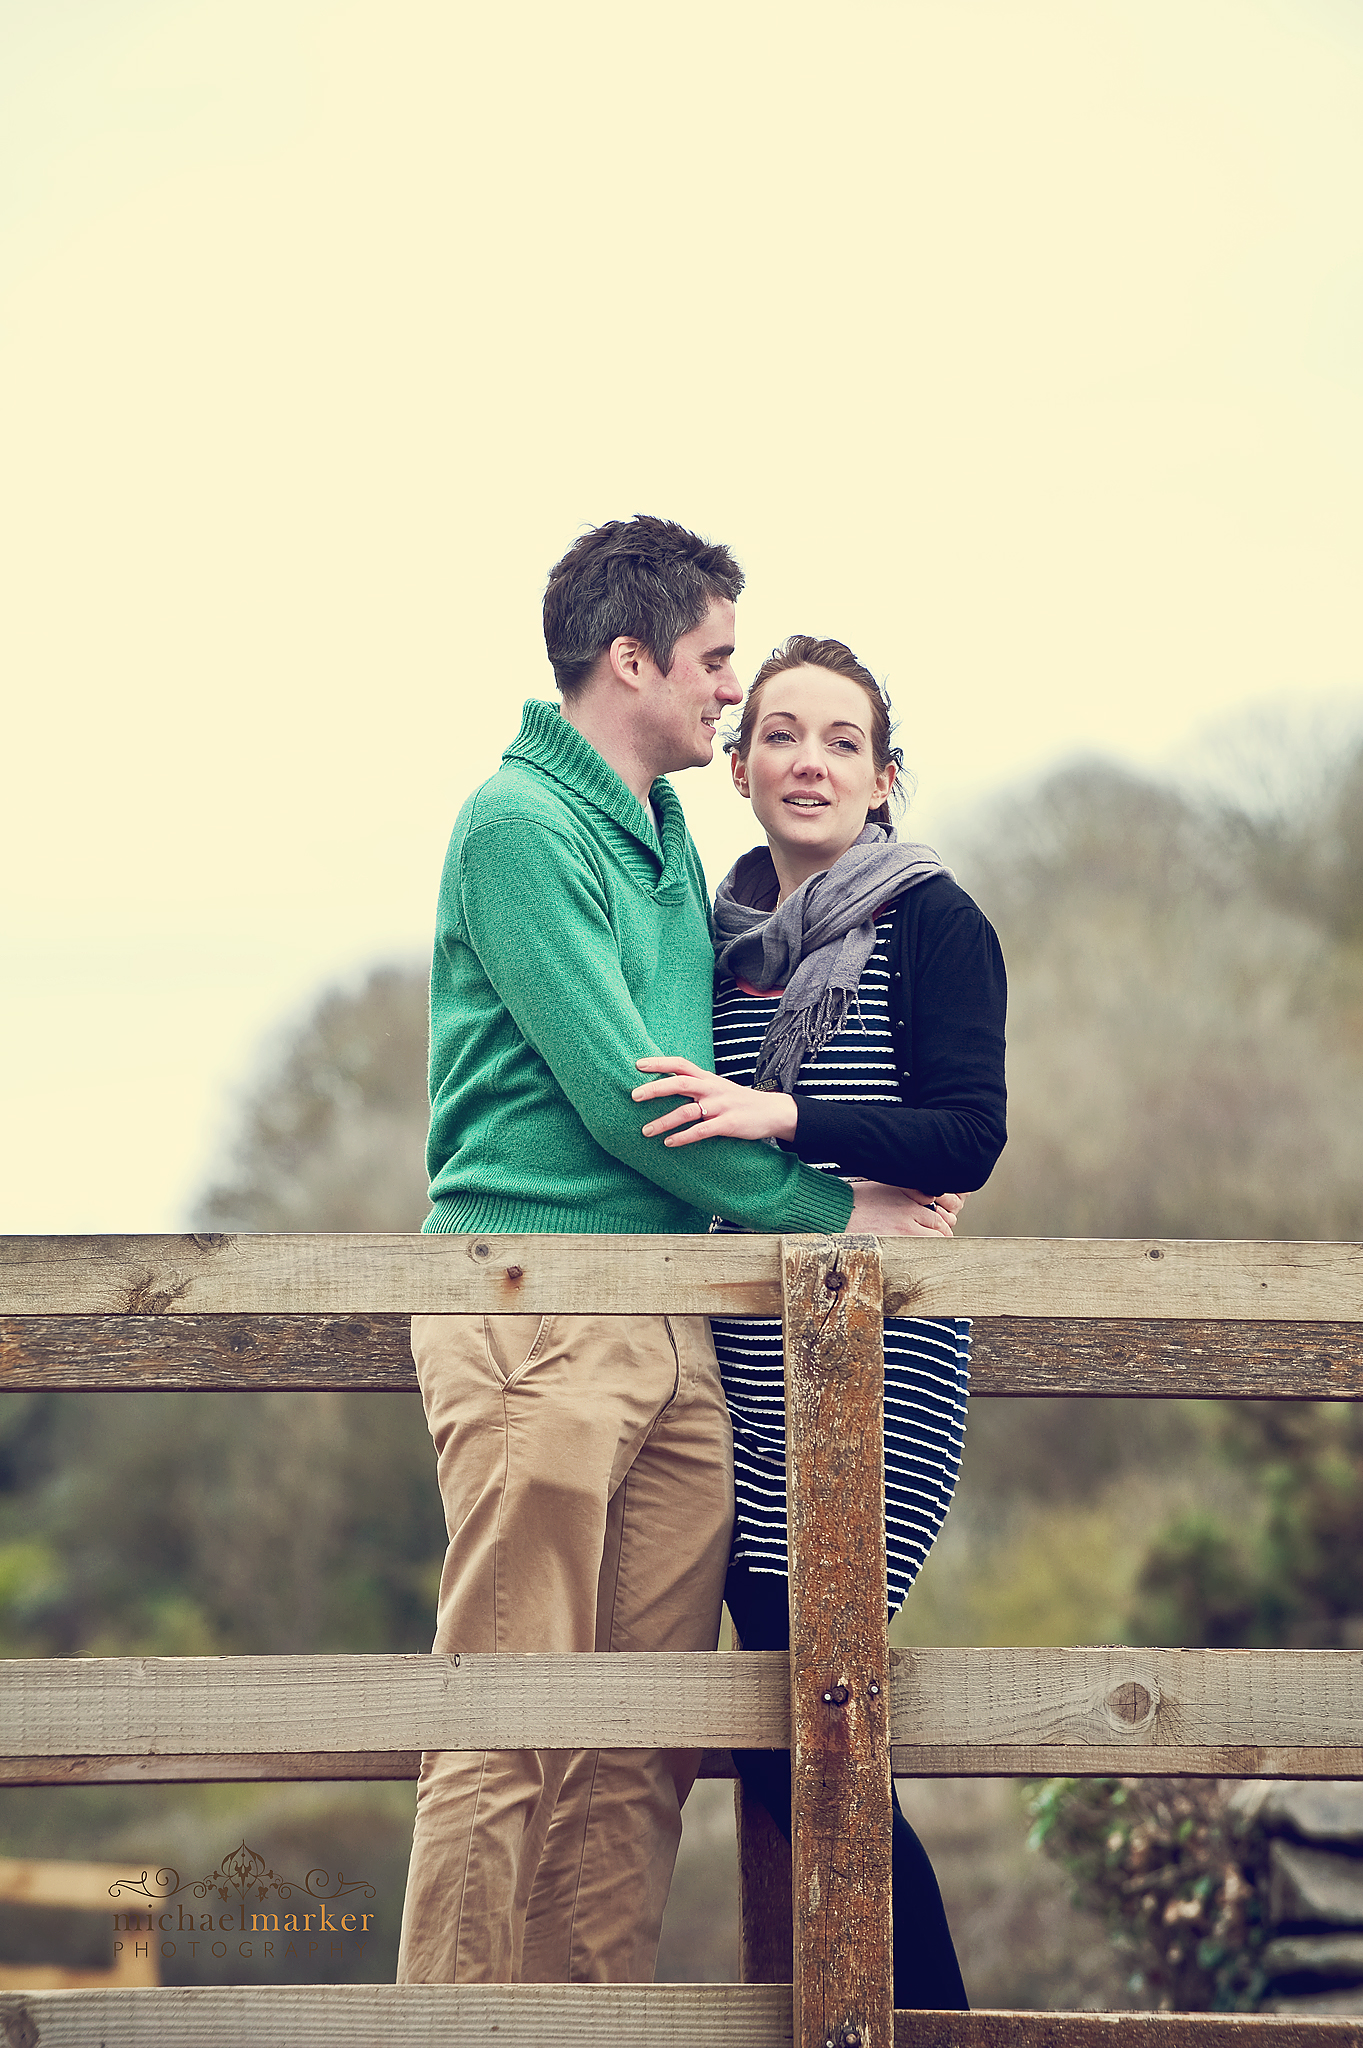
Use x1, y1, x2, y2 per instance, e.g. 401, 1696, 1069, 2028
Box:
888, 1747, 1363, 1780
0, 1990, 1357, 2048
0, 1983, 795, 2047
3, 1233, 1361, 1320
4, 1648, 1363, 1775
0, 1314, 421, 1390
0, 1751, 426, 1787
968, 1319, 1363, 1399
899, 2017, 1363, 2048
735, 1776, 794, 1985
0, 1747, 736, 1788
889, 1647, 1363, 1751
0, 1652, 788, 1759
6, 1313, 1363, 1397
5, 1742, 1362, 1788
785, 1236, 894, 2048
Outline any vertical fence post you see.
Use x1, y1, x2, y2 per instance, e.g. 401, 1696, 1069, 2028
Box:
783, 1233, 893, 2048
735, 1772, 795, 1982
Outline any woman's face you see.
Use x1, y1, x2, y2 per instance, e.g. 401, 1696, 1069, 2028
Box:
732, 665, 895, 880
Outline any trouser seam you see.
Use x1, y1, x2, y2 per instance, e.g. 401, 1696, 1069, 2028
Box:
561, 1746, 606, 1977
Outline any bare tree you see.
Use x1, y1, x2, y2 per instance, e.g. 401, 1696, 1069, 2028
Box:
195, 961, 431, 1232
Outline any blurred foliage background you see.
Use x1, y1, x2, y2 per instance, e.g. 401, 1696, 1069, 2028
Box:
2, 711, 1361, 1996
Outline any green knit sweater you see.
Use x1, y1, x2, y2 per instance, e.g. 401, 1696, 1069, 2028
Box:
424, 700, 853, 1238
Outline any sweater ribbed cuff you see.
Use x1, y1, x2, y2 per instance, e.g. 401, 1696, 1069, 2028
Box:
780, 1170, 854, 1236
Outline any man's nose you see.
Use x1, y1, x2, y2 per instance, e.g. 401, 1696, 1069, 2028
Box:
716, 672, 742, 705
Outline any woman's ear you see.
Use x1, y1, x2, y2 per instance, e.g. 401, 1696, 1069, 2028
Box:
873, 760, 897, 810
731, 753, 751, 800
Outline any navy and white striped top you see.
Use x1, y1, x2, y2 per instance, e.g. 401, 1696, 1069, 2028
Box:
710, 914, 969, 1615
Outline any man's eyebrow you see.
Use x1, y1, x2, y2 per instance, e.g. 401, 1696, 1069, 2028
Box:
701, 643, 735, 661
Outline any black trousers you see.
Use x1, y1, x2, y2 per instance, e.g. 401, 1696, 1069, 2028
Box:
725, 1562, 969, 2011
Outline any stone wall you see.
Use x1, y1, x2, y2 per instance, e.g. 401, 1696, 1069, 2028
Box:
1231, 1783, 1363, 2015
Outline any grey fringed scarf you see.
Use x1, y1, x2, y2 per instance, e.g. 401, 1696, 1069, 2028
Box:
712, 824, 950, 1093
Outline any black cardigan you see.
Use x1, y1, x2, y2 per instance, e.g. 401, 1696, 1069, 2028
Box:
785, 872, 1007, 1196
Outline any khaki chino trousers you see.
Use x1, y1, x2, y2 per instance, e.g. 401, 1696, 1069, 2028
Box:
396, 1310, 734, 1984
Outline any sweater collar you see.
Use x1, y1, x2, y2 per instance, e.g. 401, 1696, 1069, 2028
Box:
503, 698, 691, 886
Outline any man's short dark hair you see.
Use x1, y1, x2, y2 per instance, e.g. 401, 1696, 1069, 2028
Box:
543, 515, 745, 694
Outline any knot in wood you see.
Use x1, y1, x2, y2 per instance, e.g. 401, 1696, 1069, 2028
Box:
1107, 1680, 1153, 1724
0, 1997, 39, 2048
472, 1242, 491, 1260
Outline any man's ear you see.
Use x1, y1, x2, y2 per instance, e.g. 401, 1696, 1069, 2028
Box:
607, 636, 649, 691
731, 752, 751, 800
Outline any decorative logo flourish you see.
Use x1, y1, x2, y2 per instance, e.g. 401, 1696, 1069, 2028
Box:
109, 1840, 375, 1908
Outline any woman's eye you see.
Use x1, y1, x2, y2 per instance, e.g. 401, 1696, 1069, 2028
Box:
763, 728, 795, 743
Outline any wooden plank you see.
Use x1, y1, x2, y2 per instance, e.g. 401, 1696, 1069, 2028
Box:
0, 1651, 788, 1759
2, 1233, 1361, 1322
889, 1647, 1363, 1751
0, 1748, 738, 1787
785, 1235, 893, 2048
0, 1855, 156, 1911
968, 1318, 1363, 1399
0, 1983, 795, 2047
5, 1742, 1363, 1789
7, 1313, 1363, 1397
735, 1773, 794, 1985
0, 1314, 421, 1391
4, 1648, 1363, 1776
889, 1746, 1363, 1780
901, 2018, 1363, 2047
0, 1751, 426, 1787
1, 1990, 1359, 2048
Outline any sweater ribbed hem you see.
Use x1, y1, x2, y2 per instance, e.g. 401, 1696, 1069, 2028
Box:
423, 1196, 712, 1236
780, 1172, 854, 1235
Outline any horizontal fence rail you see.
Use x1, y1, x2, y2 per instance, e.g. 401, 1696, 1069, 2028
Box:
4, 1647, 1363, 1786
4, 1229, 1361, 2048
4, 1313, 1363, 1396
7, 1986, 1363, 2048
2, 1232, 1361, 1321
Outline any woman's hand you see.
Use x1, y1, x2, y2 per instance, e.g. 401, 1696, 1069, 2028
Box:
848, 1183, 965, 1237
633, 1055, 798, 1146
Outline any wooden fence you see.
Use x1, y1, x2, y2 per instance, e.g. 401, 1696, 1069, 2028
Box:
1, 1230, 1361, 2048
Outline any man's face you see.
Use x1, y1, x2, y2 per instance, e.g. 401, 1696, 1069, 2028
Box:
640, 598, 742, 775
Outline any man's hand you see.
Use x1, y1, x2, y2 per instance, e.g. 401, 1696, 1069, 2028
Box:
849, 1182, 962, 1237
633, 1055, 798, 1145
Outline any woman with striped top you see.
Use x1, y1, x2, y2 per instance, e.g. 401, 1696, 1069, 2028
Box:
632, 635, 1007, 2010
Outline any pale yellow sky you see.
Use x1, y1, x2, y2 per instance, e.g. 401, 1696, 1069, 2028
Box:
2, 0, 1361, 1229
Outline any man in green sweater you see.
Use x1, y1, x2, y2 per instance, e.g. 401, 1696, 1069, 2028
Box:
397, 517, 892, 1989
